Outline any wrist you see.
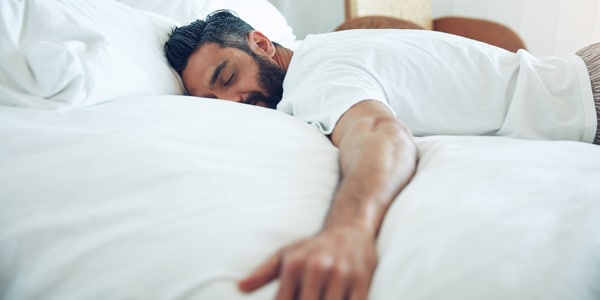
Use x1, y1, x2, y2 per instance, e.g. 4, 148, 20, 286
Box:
321, 200, 384, 238
321, 220, 377, 240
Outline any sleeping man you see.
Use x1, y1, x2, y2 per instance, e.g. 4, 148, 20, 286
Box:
164, 10, 600, 300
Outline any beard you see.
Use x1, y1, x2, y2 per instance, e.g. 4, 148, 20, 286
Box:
247, 53, 286, 109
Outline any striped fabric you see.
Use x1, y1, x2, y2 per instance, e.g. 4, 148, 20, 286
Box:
577, 42, 600, 144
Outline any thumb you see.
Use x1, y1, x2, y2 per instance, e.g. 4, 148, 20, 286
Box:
238, 252, 281, 293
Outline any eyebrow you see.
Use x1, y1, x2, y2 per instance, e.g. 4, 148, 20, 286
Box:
209, 60, 229, 88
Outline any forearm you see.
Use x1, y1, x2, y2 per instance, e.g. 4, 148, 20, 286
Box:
325, 109, 417, 238
239, 101, 417, 299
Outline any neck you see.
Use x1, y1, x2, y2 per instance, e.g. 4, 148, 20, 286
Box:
272, 44, 294, 71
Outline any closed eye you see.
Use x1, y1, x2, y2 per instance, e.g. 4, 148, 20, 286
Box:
225, 73, 235, 86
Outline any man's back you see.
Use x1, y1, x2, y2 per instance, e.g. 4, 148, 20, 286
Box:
278, 29, 596, 142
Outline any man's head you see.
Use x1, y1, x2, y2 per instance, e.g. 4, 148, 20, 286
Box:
164, 10, 285, 108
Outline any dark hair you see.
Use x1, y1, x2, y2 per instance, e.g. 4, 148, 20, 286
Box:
164, 10, 255, 74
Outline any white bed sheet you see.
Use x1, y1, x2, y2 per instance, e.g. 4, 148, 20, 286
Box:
1, 95, 599, 299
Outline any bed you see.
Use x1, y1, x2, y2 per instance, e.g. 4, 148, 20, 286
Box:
1, 1, 599, 299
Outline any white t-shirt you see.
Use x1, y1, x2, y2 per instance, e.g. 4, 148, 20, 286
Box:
277, 29, 597, 142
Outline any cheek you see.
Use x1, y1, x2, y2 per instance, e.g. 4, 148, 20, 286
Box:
241, 63, 264, 91
237, 73, 261, 91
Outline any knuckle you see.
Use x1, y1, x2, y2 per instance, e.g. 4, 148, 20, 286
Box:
329, 262, 350, 279
281, 254, 304, 273
307, 256, 333, 275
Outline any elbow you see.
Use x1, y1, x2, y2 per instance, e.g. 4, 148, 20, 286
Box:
372, 115, 414, 143
374, 116, 418, 163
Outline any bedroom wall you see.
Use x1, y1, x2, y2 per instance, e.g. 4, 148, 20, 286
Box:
268, 0, 344, 40
269, 0, 600, 56
432, 0, 600, 56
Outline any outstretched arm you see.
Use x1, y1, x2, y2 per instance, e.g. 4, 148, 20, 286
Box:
239, 100, 417, 300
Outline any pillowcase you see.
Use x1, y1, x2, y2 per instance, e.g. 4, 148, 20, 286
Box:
117, 0, 297, 48
0, 0, 184, 109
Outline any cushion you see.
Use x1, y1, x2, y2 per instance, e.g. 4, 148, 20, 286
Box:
0, 0, 184, 109
433, 17, 526, 52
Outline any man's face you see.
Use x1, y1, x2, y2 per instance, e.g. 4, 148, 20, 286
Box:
181, 43, 285, 109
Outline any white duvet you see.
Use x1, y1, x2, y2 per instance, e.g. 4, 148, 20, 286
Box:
1, 95, 599, 300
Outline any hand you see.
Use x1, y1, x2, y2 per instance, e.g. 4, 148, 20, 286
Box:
238, 226, 378, 300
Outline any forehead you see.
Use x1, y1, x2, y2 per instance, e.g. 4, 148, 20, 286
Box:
181, 43, 241, 96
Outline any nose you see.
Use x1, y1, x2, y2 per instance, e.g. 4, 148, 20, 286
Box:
214, 90, 245, 103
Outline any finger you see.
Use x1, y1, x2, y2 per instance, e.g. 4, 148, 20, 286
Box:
348, 275, 370, 300
275, 255, 303, 300
323, 263, 348, 300
349, 288, 369, 300
298, 257, 332, 300
238, 252, 281, 293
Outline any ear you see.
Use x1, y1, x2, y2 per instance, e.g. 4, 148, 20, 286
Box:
247, 30, 276, 58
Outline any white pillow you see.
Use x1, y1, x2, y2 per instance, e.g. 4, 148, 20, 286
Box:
373, 136, 600, 299
0, 0, 184, 109
117, 0, 297, 48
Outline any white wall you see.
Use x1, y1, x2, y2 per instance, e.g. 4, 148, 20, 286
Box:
269, 0, 600, 56
432, 0, 600, 56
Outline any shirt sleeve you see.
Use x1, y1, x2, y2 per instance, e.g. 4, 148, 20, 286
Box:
277, 66, 395, 135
